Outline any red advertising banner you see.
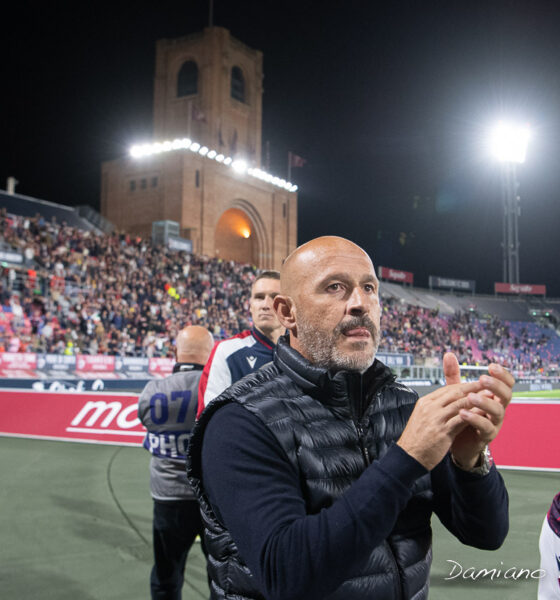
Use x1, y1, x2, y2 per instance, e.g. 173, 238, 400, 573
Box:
494, 282, 547, 295
0, 390, 145, 446
1, 391, 557, 470
75, 355, 116, 373
378, 266, 414, 285
149, 357, 174, 377
489, 400, 560, 470
0, 353, 37, 370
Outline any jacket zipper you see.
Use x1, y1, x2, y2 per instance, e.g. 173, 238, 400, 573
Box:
350, 374, 371, 467
356, 373, 404, 598
355, 421, 370, 466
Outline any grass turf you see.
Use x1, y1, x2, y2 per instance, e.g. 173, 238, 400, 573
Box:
512, 389, 560, 398
1, 436, 556, 599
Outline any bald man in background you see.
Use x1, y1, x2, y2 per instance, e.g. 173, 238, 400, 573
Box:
138, 325, 214, 600
188, 236, 513, 600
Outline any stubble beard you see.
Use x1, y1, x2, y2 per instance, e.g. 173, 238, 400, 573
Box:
296, 313, 380, 372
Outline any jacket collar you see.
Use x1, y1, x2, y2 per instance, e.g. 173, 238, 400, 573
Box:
251, 326, 276, 350
173, 362, 205, 374
274, 334, 394, 413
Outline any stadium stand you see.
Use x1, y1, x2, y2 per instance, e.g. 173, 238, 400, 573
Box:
0, 190, 103, 233
0, 197, 558, 380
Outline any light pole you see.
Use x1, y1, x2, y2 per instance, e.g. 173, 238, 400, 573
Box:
490, 122, 530, 284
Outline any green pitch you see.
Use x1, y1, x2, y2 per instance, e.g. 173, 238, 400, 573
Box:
513, 389, 560, 398
0, 436, 556, 599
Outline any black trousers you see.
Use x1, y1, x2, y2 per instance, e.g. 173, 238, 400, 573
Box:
150, 499, 207, 600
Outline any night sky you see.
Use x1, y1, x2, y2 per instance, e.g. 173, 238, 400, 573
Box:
2, 1, 560, 296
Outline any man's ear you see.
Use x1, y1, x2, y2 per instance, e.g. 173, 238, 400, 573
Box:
273, 295, 297, 332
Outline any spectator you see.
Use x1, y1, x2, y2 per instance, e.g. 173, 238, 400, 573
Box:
0, 210, 556, 379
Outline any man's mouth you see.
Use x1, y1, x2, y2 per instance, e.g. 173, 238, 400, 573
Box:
343, 328, 371, 338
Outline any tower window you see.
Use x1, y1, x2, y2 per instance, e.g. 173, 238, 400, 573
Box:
151, 177, 158, 188
129, 180, 136, 192
140, 178, 147, 190
177, 61, 198, 97
231, 66, 245, 103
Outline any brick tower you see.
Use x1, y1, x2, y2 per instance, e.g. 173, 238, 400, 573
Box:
101, 26, 297, 269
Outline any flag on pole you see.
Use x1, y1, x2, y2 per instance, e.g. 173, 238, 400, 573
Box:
288, 152, 307, 168
288, 151, 306, 182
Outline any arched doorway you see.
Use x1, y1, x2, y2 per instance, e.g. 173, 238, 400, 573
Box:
214, 207, 257, 265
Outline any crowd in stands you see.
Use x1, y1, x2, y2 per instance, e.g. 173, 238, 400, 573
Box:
0, 210, 558, 375
380, 298, 558, 373
0, 211, 254, 357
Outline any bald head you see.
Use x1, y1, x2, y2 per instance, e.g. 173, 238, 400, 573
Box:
281, 236, 373, 299
274, 236, 381, 372
175, 326, 214, 365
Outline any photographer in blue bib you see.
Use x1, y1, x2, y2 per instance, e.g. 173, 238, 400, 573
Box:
138, 325, 214, 600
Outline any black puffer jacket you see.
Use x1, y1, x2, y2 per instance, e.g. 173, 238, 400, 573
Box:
188, 336, 436, 599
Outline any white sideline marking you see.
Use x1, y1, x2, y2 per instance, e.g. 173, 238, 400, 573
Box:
65, 427, 145, 436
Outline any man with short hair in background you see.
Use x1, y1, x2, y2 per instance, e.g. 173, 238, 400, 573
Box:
138, 325, 214, 600
197, 270, 283, 417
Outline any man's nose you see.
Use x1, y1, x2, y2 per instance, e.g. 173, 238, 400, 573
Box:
346, 287, 367, 315
263, 296, 273, 309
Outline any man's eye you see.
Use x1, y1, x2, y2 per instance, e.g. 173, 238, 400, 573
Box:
327, 283, 342, 292
364, 284, 376, 293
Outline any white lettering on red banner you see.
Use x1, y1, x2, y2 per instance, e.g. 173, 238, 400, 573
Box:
0, 353, 37, 370
378, 266, 414, 285
149, 358, 174, 376
494, 283, 546, 295
0, 390, 145, 446
1, 392, 558, 469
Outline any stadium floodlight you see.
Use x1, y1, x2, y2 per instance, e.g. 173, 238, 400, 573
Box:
490, 121, 530, 164
128, 135, 299, 192
231, 159, 248, 174
489, 120, 531, 285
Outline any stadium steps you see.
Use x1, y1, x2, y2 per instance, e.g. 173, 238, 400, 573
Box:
0, 190, 104, 233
